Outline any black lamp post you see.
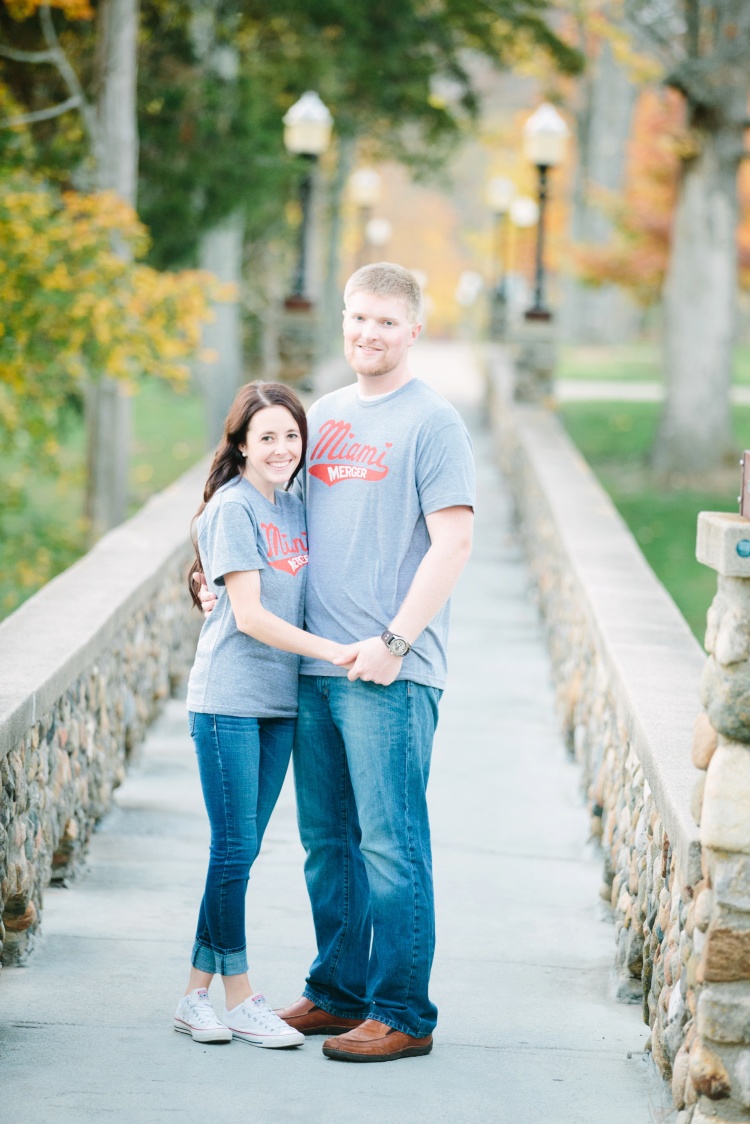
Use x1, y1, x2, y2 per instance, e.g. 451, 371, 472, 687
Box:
348, 168, 382, 270
522, 103, 569, 322
485, 176, 515, 338
283, 91, 333, 307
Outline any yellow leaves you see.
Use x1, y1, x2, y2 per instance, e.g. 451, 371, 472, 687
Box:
0, 170, 226, 504
3, 0, 94, 22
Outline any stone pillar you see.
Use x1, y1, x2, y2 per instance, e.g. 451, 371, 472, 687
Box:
510, 317, 557, 403
685, 512, 750, 1123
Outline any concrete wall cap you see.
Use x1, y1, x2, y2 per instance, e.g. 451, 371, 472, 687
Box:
0, 457, 209, 759
487, 357, 703, 883
697, 511, 750, 577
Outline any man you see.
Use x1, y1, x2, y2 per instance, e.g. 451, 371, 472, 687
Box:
203, 262, 474, 1061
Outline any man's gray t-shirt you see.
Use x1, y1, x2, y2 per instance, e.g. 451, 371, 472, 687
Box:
299, 378, 475, 689
186, 476, 308, 718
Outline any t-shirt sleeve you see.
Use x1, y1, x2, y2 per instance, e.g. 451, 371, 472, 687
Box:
200, 499, 264, 586
416, 418, 476, 516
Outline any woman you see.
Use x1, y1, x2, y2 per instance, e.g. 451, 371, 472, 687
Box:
174, 381, 345, 1049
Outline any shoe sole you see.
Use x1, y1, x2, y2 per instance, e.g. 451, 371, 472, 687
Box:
173, 1020, 232, 1044
230, 1031, 304, 1049
322, 1043, 433, 1063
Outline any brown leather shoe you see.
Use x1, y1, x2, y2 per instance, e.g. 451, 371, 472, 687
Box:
322, 1018, 433, 1062
274, 997, 365, 1036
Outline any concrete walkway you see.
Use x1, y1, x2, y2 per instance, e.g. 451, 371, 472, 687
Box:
1, 343, 670, 1123
557, 377, 750, 404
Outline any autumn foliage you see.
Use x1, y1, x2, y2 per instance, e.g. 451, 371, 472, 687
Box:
574, 88, 750, 305
0, 170, 222, 525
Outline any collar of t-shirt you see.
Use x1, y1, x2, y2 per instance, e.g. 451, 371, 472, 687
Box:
356, 386, 402, 403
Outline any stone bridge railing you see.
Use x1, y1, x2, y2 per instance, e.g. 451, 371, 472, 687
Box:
486, 346, 739, 1123
0, 462, 205, 970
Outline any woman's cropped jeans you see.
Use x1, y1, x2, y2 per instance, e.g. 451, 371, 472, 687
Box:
188, 711, 294, 976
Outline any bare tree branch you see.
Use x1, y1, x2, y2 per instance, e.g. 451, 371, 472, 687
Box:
0, 44, 57, 64
38, 1, 98, 150
0, 94, 81, 129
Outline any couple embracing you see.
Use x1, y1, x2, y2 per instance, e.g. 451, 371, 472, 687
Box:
174, 262, 475, 1063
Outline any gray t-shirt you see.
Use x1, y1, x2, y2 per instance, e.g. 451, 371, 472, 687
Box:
186, 476, 308, 718
298, 378, 475, 689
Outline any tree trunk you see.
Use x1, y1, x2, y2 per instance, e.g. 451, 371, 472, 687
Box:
85, 0, 139, 539
563, 37, 640, 344
197, 212, 246, 447
653, 125, 740, 476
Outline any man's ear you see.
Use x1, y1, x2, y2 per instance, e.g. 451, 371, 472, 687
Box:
408, 322, 423, 346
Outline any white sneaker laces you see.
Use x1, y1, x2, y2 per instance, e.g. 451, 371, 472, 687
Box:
243, 997, 288, 1033
185, 995, 221, 1027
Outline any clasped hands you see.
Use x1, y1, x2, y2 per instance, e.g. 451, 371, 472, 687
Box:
196, 576, 402, 686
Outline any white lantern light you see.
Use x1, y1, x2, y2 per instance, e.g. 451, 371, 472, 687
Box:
365, 217, 392, 247
349, 168, 382, 208
510, 196, 540, 228
283, 92, 333, 157
485, 177, 516, 216
522, 103, 569, 168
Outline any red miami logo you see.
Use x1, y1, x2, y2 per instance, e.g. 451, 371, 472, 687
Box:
260, 523, 308, 576
308, 419, 392, 486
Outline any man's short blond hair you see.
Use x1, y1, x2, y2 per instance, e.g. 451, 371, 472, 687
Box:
344, 262, 423, 324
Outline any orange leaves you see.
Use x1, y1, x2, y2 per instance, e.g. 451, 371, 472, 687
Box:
574, 88, 683, 305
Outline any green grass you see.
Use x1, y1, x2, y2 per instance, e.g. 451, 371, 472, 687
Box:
0, 379, 207, 621
559, 342, 750, 385
558, 400, 750, 641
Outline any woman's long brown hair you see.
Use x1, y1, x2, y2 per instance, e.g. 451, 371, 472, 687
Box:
188, 381, 307, 609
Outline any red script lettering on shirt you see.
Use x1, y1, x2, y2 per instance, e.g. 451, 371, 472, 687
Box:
260, 522, 309, 576
308, 419, 392, 486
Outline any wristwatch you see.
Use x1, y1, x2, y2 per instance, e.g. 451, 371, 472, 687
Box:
381, 629, 411, 657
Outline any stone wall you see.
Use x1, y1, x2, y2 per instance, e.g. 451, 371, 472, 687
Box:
0, 461, 206, 970
486, 348, 707, 1120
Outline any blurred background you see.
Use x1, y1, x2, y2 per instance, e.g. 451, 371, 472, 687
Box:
1, 0, 748, 639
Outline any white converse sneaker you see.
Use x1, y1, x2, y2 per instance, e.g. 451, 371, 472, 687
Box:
221, 993, 305, 1048
174, 988, 232, 1043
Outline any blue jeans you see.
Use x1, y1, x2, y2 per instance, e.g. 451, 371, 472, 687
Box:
293, 676, 441, 1038
188, 711, 295, 976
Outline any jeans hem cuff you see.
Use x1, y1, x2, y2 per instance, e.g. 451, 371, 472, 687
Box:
303, 986, 369, 1021
368, 1007, 435, 1038
192, 940, 248, 977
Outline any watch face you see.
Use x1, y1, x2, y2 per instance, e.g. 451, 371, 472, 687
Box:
390, 638, 409, 657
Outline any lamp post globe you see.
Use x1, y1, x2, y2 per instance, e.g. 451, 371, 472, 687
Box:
510, 196, 540, 229
365, 217, 392, 249
349, 168, 382, 208
522, 102, 569, 322
486, 176, 515, 216
523, 102, 569, 169
283, 91, 333, 157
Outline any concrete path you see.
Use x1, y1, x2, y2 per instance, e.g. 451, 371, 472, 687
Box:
0, 343, 670, 1123
557, 377, 750, 404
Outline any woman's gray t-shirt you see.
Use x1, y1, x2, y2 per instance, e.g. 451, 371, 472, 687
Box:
186, 476, 308, 718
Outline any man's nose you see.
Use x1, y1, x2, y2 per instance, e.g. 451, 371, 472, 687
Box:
360, 319, 379, 339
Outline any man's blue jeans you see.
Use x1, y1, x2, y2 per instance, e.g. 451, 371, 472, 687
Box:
189, 711, 295, 976
293, 676, 441, 1038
